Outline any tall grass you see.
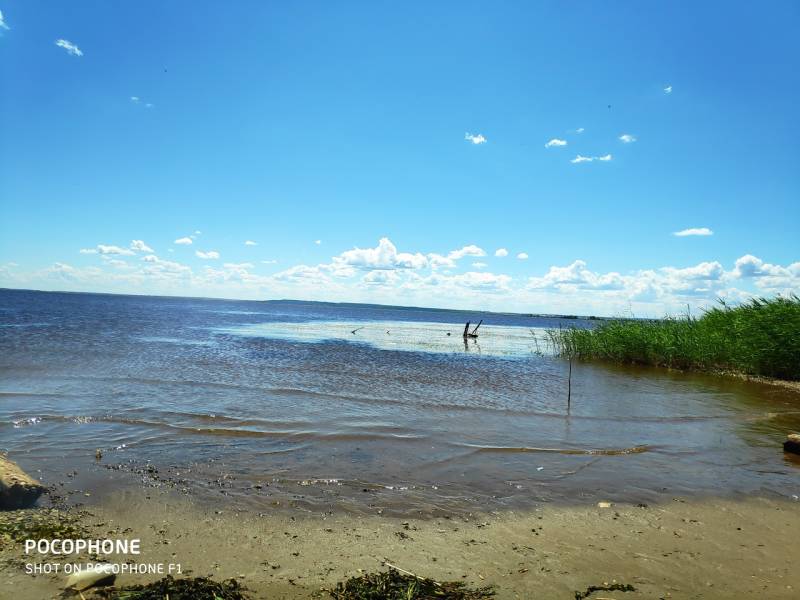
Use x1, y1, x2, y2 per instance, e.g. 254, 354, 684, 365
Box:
547, 295, 800, 381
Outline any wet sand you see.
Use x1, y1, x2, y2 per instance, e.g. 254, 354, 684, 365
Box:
4, 487, 800, 599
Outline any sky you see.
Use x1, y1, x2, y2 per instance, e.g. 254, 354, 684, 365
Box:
1, 1, 798, 316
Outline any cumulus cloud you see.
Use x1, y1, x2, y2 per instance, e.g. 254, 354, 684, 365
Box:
0, 10, 10, 30
244, 240, 258, 246
528, 260, 625, 291
174, 237, 193, 245
495, 248, 508, 257
664, 85, 673, 94
619, 134, 637, 143
195, 250, 220, 260
448, 245, 486, 260
130, 240, 154, 253
465, 133, 487, 145
575, 127, 585, 134
142, 255, 191, 274
333, 238, 427, 271
545, 138, 567, 148
571, 154, 612, 163
363, 270, 399, 286
55, 39, 83, 56
673, 227, 713, 237
517, 252, 529, 260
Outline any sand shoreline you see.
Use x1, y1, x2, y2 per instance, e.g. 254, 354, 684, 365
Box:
3, 485, 800, 599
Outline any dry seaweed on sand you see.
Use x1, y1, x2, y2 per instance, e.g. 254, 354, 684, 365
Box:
0, 508, 86, 549
327, 568, 495, 599
574, 582, 636, 600
92, 575, 250, 600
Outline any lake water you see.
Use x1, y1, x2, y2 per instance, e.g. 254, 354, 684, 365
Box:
1, 288, 798, 514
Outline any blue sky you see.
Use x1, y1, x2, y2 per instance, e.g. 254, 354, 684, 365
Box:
1, 1, 798, 315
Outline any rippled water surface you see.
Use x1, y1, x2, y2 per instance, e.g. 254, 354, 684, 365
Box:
1, 289, 798, 513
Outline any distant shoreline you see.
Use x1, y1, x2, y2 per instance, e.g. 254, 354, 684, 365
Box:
0, 286, 619, 321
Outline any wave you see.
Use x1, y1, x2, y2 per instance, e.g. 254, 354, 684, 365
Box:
457, 443, 651, 456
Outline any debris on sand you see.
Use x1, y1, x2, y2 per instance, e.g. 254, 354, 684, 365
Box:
65, 563, 116, 591
0, 508, 86, 548
574, 582, 636, 599
92, 575, 250, 599
327, 568, 495, 599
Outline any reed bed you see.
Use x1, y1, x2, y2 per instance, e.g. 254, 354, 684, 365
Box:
548, 295, 800, 381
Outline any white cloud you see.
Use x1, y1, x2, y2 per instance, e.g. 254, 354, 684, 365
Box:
79, 248, 98, 254
517, 252, 529, 260
664, 85, 673, 94
0, 10, 10, 30
575, 127, 585, 134
673, 227, 713, 237
315, 240, 322, 245
96, 245, 134, 256
465, 133, 487, 145
333, 238, 427, 271
451, 271, 512, 291
448, 245, 486, 260
619, 134, 637, 143
174, 237, 193, 245
142, 255, 191, 274
244, 240, 258, 246
130, 240, 154, 253
145, 103, 153, 109
662, 261, 724, 282
472, 262, 487, 269
261, 260, 278, 265
55, 39, 83, 57
362, 270, 399, 286
545, 138, 567, 148
130, 96, 140, 103
195, 250, 220, 260
571, 154, 613, 164
495, 248, 508, 258
224, 262, 254, 269
731, 255, 800, 292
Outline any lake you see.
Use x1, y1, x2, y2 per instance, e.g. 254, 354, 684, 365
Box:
1, 288, 798, 514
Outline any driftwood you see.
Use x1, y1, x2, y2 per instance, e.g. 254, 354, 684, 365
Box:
784, 434, 800, 455
463, 320, 482, 339
1, 454, 45, 509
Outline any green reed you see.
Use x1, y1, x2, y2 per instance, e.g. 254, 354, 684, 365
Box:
547, 295, 800, 380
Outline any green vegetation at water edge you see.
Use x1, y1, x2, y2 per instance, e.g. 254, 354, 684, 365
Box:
548, 296, 800, 380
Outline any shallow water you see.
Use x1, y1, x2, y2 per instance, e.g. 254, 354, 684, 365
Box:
1, 289, 798, 514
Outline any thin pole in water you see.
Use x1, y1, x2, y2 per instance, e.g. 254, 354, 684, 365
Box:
567, 355, 572, 413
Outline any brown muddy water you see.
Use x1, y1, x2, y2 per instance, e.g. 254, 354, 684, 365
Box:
1, 289, 799, 516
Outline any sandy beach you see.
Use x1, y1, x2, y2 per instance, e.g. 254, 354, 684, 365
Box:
3, 484, 800, 599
